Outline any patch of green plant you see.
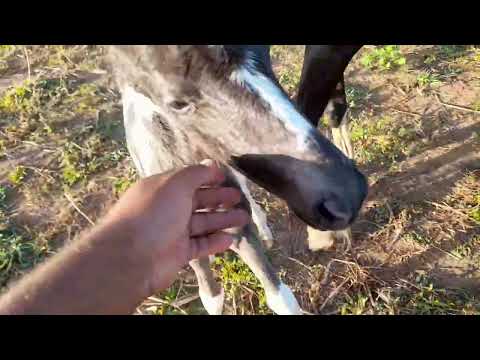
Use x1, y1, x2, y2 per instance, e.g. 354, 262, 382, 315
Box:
404, 230, 432, 246
0, 186, 7, 208
350, 116, 418, 167
277, 68, 301, 95
360, 45, 406, 71
70, 84, 102, 115
472, 100, 480, 112
113, 169, 136, 196
470, 208, 480, 224
0, 228, 47, 287
214, 251, 270, 314
346, 85, 371, 109
340, 293, 369, 315
60, 143, 85, 186
46, 45, 73, 69
0, 45, 15, 59
270, 45, 304, 95
417, 71, 441, 87
0, 82, 34, 114
451, 235, 480, 260
96, 115, 123, 141
8, 166, 27, 186
436, 45, 470, 60
153, 284, 184, 315
60, 130, 127, 187
397, 274, 480, 315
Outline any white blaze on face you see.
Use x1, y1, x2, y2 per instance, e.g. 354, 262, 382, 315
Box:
233, 64, 314, 152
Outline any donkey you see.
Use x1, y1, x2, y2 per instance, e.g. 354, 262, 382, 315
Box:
106, 45, 367, 315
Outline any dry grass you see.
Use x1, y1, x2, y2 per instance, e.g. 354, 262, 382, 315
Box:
1, 45, 479, 314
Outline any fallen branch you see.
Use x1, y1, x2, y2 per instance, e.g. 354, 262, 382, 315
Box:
320, 260, 334, 286
145, 296, 189, 315
171, 294, 200, 308
391, 108, 423, 117
427, 200, 469, 218
23, 46, 31, 82
318, 278, 349, 312
281, 254, 314, 276
64, 192, 95, 226
435, 93, 480, 114
386, 225, 404, 251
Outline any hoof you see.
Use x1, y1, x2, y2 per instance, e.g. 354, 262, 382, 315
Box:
199, 287, 225, 315
307, 227, 353, 253
307, 227, 335, 252
265, 282, 303, 315
260, 234, 274, 250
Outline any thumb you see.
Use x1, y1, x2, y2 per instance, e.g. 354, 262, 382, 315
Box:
190, 232, 233, 260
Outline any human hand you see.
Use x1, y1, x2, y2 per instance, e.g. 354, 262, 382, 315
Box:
102, 160, 250, 296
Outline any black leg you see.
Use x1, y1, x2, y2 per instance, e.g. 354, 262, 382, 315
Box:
295, 46, 361, 252
296, 45, 361, 128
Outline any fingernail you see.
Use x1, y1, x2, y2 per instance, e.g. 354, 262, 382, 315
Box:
200, 159, 215, 167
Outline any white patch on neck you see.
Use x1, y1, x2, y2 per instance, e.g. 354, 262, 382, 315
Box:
230, 168, 273, 248
121, 86, 173, 176
233, 63, 313, 151
265, 282, 303, 315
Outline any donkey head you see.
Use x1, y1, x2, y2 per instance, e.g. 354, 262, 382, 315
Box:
107, 45, 367, 231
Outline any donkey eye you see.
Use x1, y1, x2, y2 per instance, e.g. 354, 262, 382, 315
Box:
169, 100, 190, 111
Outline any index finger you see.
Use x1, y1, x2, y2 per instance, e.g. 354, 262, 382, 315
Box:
178, 159, 226, 189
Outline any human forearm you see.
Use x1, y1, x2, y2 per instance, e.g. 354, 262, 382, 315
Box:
0, 163, 247, 315
0, 221, 151, 315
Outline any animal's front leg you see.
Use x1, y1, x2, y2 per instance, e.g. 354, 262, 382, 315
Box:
231, 169, 274, 250
297, 66, 355, 252
316, 78, 354, 252
224, 166, 301, 315
229, 225, 302, 315
189, 258, 224, 315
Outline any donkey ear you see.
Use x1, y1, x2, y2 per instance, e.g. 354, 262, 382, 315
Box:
166, 45, 194, 57
204, 45, 229, 64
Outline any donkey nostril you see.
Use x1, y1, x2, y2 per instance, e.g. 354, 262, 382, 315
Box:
316, 199, 352, 227
316, 202, 336, 223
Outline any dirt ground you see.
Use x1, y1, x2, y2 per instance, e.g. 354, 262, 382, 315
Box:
1, 45, 479, 315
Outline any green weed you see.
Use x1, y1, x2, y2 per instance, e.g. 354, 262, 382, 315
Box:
417, 71, 441, 87
451, 235, 480, 260
437, 45, 470, 60
472, 100, 480, 112
361, 45, 406, 71
350, 116, 418, 168
0, 82, 34, 114
0, 186, 6, 207
340, 293, 369, 315
0, 45, 15, 57
113, 171, 136, 196
398, 274, 480, 315
0, 229, 47, 287
0, 187, 48, 288
214, 252, 270, 314
8, 166, 27, 186
345, 85, 371, 109
270, 45, 304, 95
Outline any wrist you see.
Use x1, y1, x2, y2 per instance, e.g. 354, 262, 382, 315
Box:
78, 221, 153, 310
